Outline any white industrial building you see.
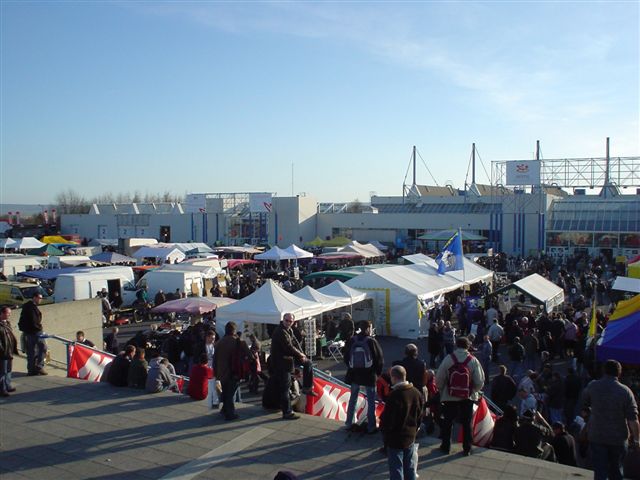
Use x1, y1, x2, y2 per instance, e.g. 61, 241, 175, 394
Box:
61, 145, 640, 258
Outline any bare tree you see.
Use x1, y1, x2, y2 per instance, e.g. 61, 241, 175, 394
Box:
347, 198, 364, 213
54, 189, 90, 214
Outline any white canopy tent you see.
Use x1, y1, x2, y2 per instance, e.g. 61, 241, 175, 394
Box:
403, 253, 494, 285
492, 273, 565, 313
317, 280, 369, 308
215, 280, 324, 335
157, 263, 223, 278
611, 276, 640, 294
368, 240, 388, 251
283, 244, 314, 259
346, 264, 471, 338
11, 237, 45, 250
254, 246, 296, 261
340, 241, 385, 259
293, 285, 340, 313
0, 237, 17, 249
132, 246, 186, 264
157, 242, 214, 254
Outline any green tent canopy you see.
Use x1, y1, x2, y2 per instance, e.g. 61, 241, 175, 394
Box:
28, 244, 65, 256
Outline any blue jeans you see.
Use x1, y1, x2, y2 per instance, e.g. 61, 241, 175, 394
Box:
24, 333, 47, 373
0, 358, 13, 392
591, 442, 627, 480
388, 443, 418, 480
345, 383, 376, 432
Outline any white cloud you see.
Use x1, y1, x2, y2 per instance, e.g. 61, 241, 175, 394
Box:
133, 2, 637, 147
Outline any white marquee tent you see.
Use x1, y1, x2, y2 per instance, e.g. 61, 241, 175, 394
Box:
215, 280, 324, 334
491, 273, 564, 313
317, 280, 369, 307
0, 237, 17, 249
403, 253, 494, 285
346, 262, 491, 338
293, 285, 340, 313
133, 246, 186, 264
340, 241, 385, 259
11, 237, 45, 250
612, 276, 640, 294
283, 244, 314, 259
254, 246, 296, 261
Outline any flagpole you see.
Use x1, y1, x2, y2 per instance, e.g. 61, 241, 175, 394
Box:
460, 227, 466, 298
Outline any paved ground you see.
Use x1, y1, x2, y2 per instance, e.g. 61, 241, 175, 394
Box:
1, 358, 593, 480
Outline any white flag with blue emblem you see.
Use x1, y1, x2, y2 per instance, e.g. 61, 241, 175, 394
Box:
436, 229, 464, 274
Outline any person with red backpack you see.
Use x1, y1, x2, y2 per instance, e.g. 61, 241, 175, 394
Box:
435, 336, 485, 456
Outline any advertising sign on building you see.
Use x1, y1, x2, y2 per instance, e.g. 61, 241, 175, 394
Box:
505, 160, 541, 185
185, 193, 207, 213
249, 193, 273, 213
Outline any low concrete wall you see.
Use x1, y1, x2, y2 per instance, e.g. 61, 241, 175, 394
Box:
33, 299, 103, 367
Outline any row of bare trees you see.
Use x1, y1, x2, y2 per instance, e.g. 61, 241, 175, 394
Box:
54, 189, 184, 214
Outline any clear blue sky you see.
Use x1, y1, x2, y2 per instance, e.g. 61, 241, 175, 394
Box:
1, 1, 638, 204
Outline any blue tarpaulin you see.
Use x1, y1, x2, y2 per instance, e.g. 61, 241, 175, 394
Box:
19, 267, 86, 281
597, 310, 640, 365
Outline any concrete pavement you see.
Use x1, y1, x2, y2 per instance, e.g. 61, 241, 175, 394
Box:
1, 361, 593, 480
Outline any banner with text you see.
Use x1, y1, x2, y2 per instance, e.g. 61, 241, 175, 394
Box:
306, 374, 384, 425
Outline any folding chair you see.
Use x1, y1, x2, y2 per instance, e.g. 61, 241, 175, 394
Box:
327, 339, 345, 363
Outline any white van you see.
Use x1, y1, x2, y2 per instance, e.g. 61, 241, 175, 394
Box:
0, 255, 44, 279
54, 266, 137, 305
47, 256, 92, 269
137, 270, 205, 299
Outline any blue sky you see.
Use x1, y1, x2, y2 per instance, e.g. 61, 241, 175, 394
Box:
1, 1, 638, 204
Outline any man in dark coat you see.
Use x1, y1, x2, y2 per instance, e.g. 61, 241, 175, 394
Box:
381, 365, 423, 480
551, 422, 577, 466
0, 306, 19, 396
18, 292, 48, 375
344, 320, 384, 433
338, 313, 355, 343
108, 345, 136, 387
214, 321, 250, 421
514, 409, 556, 461
394, 343, 426, 392
490, 364, 517, 413
269, 313, 307, 420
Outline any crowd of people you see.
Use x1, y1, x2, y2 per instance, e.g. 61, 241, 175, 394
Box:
1, 248, 637, 480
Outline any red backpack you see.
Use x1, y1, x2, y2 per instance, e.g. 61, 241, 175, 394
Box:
447, 354, 472, 398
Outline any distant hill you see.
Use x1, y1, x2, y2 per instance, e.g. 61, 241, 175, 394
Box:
0, 204, 53, 216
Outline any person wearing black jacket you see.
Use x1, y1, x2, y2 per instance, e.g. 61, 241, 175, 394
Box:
394, 343, 426, 391
381, 365, 423, 480
344, 320, 384, 433
551, 422, 577, 466
427, 321, 443, 368
490, 365, 517, 413
18, 292, 48, 375
270, 313, 308, 420
108, 345, 136, 387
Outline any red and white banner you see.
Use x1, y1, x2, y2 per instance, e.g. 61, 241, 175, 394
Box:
306, 375, 384, 424
67, 343, 115, 382
457, 397, 496, 447
472, 397, 496, 446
